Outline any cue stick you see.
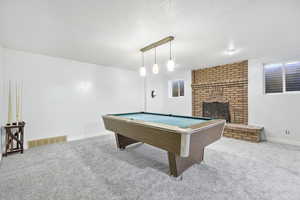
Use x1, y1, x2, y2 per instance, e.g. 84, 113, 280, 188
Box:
8, 80, 12, 124
144, 76, 147, 112
16, 81, 19, 123
19, 81, 23, 122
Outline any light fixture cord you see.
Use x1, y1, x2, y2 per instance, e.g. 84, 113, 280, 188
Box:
169, 41, 172, 60
155, 48, 157, 64
142, 52, 144, 66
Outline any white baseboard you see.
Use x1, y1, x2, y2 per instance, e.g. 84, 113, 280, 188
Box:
267, 137, 300, 146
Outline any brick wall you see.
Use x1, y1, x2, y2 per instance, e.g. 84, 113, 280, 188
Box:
192, 60, 248, 124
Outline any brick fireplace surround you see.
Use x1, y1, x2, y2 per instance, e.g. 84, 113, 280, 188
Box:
192, 60, 263, 142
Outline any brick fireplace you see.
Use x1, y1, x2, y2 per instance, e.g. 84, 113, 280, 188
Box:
192, 60, 263, 142
192, 60, 248, 124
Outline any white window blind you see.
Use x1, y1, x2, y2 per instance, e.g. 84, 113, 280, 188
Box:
285, 62, 300, 92
264, 63, 283, 93
264, 61, 300, 94
179, 80, 184, 96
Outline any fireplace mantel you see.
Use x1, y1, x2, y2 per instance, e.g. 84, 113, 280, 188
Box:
191, 78, 247, 88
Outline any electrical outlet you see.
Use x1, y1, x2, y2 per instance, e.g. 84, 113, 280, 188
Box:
284, 130, 290, 135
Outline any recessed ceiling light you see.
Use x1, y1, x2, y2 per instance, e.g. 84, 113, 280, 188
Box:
225, 48, 237, 55
224, 42, 239, 55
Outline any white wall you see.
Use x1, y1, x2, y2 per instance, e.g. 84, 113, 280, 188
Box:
2, 49, 144, 147
249, 59, 300, 145
146, 69, 192, 116
145, 73, 165, 113
0, 45, 4, 125
0, 45, 4, 160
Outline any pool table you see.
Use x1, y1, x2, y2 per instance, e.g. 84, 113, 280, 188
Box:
102, 112, 225, 177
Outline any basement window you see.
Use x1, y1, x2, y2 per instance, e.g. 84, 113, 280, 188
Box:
264, 61, 300, 94
264, 63, 283, 93
285, 62, 300, 92
169, 80, 184, 97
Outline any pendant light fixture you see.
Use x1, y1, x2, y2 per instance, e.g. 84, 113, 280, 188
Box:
139, 53, 146, 77
167, 40, 175, 71
139, 36, 174, 75
152, 48, 159, 74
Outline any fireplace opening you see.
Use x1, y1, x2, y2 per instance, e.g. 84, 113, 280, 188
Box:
203, 102, 230, 122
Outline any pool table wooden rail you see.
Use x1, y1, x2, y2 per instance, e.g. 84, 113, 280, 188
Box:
103, 114, 224, 134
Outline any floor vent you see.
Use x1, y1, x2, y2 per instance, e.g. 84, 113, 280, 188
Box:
28, 136, 67, 148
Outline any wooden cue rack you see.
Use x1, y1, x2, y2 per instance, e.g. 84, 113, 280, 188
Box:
3, 121, 26, 156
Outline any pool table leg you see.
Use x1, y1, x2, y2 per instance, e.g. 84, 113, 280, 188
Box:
168, 148, 204, 177
114, 133, 140, 150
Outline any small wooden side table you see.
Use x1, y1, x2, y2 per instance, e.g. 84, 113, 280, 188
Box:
3, 122, 25, 157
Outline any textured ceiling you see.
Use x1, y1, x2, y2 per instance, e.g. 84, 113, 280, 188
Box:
0, 0, 300, 70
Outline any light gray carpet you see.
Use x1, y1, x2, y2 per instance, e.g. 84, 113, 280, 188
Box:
1, 134, 300, 200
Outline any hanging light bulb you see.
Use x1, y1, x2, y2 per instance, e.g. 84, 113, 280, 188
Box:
167, 41, 175, 71
167, 60, 175, 71
152, 48, 159, 74
153, 64, 159, 74
140, 53, 146, 77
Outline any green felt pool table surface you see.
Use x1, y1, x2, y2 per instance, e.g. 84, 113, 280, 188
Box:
114, 112, 211, 128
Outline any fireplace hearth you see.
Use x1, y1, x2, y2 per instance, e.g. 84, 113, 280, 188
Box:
203, 102, 230, 122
